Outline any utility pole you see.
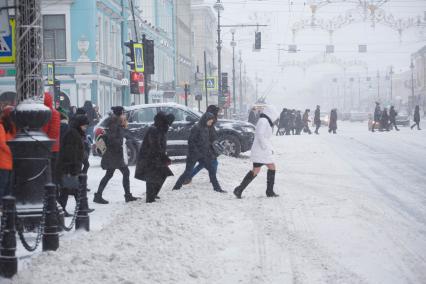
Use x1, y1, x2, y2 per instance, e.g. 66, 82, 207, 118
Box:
239, 50, 243, 113
231, 29, 236, 115
377, 70, 380, 101
410, 60, 415, 113
184, 83, 189, 106
129, 0, 139, 42
204, 51, 209, 110
389, 66, 394, 103
213, 0, 224, 105
255, 72, 258, 102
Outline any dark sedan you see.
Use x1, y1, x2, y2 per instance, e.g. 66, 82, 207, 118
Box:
94, 103, 255, 165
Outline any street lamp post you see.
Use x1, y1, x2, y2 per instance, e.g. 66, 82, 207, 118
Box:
213, 0, 224, 106
410, 60, 415, 113
389, 66, 394, 103
239, 51, 243, 114
376, 71, 380, 101
231, 29, 236, 115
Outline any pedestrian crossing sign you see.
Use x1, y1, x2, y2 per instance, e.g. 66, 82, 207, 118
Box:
133, 43, 144, 73
0, 19, 15, 63
205, 77, 217, 90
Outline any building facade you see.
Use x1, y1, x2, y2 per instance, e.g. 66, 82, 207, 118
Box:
136, 0, 176, 104
0, 0, 179, 114
0, 0, 132, 115
191, 0, 217, 111
175, 0, 193, 105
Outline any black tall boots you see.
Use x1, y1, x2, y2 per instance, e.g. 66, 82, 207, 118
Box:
266, 169, 279, 197
233, 171, 256, 198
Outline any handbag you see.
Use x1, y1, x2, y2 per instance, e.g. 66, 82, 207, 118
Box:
61, 174, 79, 190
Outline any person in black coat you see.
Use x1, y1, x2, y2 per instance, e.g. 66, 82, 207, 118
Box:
286, 110, 295, 135
314, 105, 321, 134
302, 109, 312, 134
295, 110, 303, 135
380, 108, 389, 131
94, 106, 139, 204
276, 108, 287, 136
411, 105, 421, 130
70, 108, 91, 176
185, 105, 221, 184
248, 107, 257, 125
372, 102, 381, 132
57, 115, 88, 215
135, 112, 175, 203
389, 106, 399, 131
173, 112, 225, 192
328, 109, 338, 134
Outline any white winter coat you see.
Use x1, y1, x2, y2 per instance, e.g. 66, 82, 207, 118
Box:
250, 105, 279, 164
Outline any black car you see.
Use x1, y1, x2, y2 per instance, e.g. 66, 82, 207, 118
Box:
94, 103, 255, 165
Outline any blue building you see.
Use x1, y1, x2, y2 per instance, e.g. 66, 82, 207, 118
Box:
0, 0, 177, 114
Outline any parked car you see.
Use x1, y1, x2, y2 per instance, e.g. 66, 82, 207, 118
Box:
93, 103, 256, 165
395, 113, 410, 127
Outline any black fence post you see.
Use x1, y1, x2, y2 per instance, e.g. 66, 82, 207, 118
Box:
76, 174, 90, 231
42, 183, 59, 251
0, 196, 18, 278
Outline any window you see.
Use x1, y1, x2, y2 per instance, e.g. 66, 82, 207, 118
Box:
133, 107, 157, 123
43, 15, 66, 60
161, 107, 196, 122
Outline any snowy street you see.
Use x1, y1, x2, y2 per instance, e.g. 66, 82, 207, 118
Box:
8, 122, 426, 284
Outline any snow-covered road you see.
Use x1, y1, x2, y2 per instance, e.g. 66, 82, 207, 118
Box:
6, 122, 426, 284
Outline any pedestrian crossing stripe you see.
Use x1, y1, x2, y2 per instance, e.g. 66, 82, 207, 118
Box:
0, 19, 15, 63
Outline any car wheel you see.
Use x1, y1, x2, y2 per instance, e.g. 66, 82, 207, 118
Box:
218, 134, 241, 157
127, 143, 138, 166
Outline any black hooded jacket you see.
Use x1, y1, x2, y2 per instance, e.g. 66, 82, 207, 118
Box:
188, 112, 215, 162
135, 112, 174, 182
57, 115, 88, 177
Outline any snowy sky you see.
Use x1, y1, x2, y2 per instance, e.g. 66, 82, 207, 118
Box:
203, 0, 426, 108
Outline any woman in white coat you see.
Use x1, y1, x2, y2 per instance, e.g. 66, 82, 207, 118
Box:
234, 105, 280, 198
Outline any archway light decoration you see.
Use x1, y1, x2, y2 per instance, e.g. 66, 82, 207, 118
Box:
280, 53, 369, 73
293, 4, 426, 42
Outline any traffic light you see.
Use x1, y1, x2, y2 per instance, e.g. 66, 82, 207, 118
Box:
124, 40, 135, 71
221, 72, 228, 94
143, 38, 155, 74
254, 32, 261, 50
130, 71, 140, 94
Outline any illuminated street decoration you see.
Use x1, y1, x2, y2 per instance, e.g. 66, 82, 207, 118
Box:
280, 53, 368, 73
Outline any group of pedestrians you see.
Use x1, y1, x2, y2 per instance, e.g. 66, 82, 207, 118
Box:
271, 105, 338, 135
94, 104, 279, 203
1, 98, 282, 213
371, 102, 421, 132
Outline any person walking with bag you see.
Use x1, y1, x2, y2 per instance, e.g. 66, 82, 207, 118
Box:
389, 106, 399, 131
233, 105, 280, 198
184, 105, 221, 185
173, 112, 225, 193
94, 106, 139, 204
57, 115, 93, 215
135, 112, 175, 203
314, 105, 321, 134
411, 105, 421, 130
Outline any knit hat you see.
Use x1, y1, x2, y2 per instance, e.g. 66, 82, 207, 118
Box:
111, 106, 124, 116
73, 114, 89, 127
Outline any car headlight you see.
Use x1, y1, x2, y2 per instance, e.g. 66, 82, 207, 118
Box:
241, 126, 255, 133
